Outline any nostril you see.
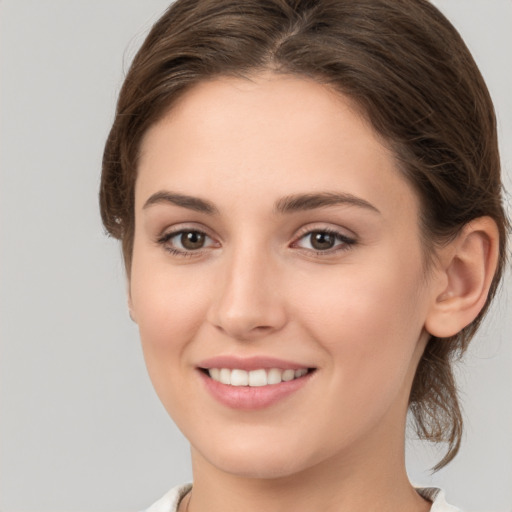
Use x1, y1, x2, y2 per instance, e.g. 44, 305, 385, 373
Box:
254, 325, 274, 332
211, 316, 283, 341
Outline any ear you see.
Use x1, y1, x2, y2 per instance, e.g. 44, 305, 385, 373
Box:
425, 217, 500, 338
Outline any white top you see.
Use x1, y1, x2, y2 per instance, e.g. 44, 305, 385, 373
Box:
142, 483, 461, 512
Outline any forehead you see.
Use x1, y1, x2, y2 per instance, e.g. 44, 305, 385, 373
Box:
140, 73, 370, 164
136, 73, 418, 223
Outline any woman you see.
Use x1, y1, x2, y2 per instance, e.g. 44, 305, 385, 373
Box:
100, 1, 509, 511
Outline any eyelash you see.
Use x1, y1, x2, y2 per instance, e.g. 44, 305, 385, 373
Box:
156, 228, 215, 258
156, 227, 357, 258
291, 228, 357, 255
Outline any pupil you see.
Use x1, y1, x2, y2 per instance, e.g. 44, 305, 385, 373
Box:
311, 231, 335, 250
181, 231, 205, 250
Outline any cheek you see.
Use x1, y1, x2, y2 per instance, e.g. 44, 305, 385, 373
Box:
129, 263, 215, 423
293, 255, 428, 394
129, 257, 211, 370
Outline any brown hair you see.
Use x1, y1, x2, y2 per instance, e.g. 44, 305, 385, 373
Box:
100, 0, 509, 470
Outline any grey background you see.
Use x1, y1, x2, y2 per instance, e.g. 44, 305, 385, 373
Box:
0, 1, 510, 511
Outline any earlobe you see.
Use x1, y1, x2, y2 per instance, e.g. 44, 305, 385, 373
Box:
128, 306, 137, 323
425, 217, 499, 338
127, 284, 138, 324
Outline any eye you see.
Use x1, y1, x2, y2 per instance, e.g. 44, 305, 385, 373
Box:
157, 229, 217, 255
293, 229, 356, 253
176, 231, 207, 250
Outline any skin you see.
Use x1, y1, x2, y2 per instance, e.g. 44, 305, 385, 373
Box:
128, 73, 496, 512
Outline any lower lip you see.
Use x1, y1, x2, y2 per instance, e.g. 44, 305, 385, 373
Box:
199, 370, 314, 410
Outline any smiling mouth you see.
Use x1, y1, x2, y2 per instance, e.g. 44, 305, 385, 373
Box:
201, 367, 315, 387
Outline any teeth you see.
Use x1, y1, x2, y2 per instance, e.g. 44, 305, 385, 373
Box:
249, 369, 267, 387
219, 368, 231, 385
207, 367, 310, 387
282, 369, 295, 381
267, 368, 282, 385
230, 369, 248, 386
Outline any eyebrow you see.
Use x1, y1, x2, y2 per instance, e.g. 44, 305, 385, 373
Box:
143, 191, 219, 214
142, 190, 380, 216
274, 192, 380, 215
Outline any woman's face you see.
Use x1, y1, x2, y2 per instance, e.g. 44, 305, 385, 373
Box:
130, 74, 438, 478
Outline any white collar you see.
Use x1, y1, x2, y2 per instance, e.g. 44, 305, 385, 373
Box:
143, 484, 461, 512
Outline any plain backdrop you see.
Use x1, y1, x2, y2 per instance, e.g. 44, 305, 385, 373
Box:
0, 1, 511, 511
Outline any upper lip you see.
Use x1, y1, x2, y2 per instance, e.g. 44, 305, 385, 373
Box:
197, 355, 313, 371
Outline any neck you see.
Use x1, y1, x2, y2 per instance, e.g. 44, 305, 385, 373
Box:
186, 416, 430, 512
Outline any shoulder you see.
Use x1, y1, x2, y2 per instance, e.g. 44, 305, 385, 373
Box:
416, 487, 462, 512
141, 483, 192, 512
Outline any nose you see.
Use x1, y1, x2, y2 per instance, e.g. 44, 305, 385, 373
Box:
207, 247, 287, 341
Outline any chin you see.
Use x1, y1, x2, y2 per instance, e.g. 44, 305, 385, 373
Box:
213, 455, 308, 480
193, 437, 317, 480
